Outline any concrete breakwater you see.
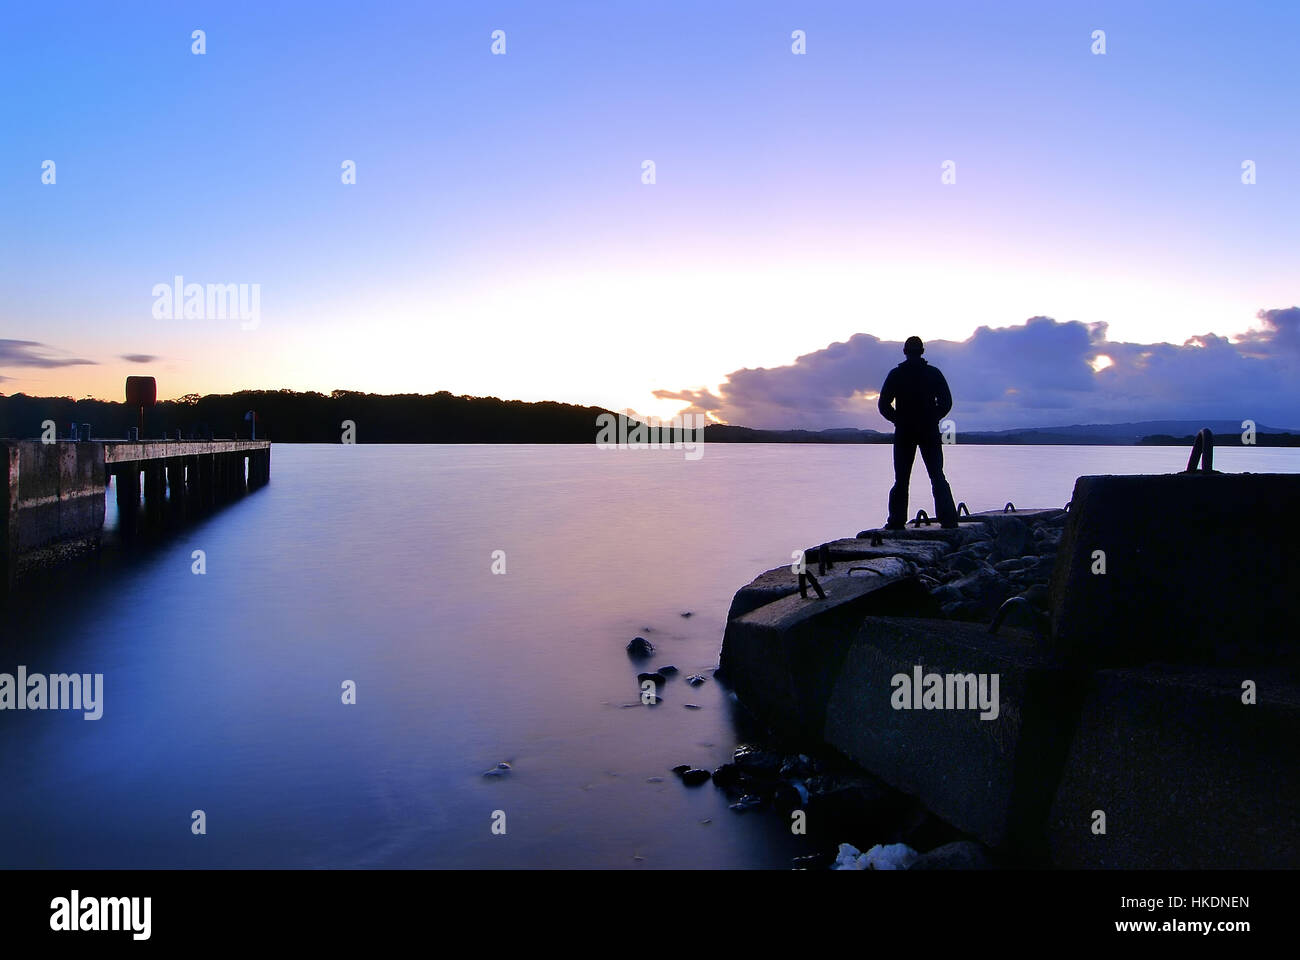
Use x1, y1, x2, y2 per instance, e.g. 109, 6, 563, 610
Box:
1, 439, 270, 594
719, 472, 1300, 868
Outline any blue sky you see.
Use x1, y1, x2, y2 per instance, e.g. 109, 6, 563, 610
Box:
2, 1, 1298, 428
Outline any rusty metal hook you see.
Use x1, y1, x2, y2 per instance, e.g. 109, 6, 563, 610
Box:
1185, 428, 1214, 473
798, 570, 827, 600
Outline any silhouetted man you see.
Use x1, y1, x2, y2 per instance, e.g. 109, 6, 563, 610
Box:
877, 336, 958, 529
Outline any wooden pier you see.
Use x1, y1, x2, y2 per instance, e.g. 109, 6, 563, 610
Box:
1, 439, 270, 591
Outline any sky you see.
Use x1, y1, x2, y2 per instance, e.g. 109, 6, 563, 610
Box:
2, 1, 1298, 430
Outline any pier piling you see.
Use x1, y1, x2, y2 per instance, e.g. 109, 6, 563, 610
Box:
1, 439, 270, 593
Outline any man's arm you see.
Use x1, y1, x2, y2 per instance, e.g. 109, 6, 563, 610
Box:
878, 371, 897, 424
933, 369, 953, 421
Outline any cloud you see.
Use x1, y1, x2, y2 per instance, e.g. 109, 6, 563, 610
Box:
656, 311, 1300, 431
0, 340, 97, 369
120, 354, 159, 364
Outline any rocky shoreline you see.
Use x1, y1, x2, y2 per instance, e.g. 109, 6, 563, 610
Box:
639, 507, 1072, 869
710, 471, 1300, 869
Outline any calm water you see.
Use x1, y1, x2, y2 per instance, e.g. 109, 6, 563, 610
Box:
2, 443, 1297, 868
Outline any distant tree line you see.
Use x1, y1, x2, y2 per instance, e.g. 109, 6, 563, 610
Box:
4, 389, 1297, 445
1137, 433, 1300, 447
0, 390, 623, 443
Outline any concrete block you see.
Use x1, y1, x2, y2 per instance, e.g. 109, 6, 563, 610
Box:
1048, 473, 1300, 667
726, 557, 923, 622
822, 616, 1076, 856
802, 537, 953, 567
1048, 666, 1300, 868
720, 571, 938, 737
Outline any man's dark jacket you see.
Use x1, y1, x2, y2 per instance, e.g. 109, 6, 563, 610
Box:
877, 357, 953, 436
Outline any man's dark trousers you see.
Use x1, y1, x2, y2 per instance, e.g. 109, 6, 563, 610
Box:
887, 428, 958, 528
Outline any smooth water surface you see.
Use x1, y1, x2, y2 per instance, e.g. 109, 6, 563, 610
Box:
2, 443, 1296, 868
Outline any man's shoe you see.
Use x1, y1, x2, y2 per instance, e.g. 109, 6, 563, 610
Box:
884, 522, 906, 531
940, 522, 959, 529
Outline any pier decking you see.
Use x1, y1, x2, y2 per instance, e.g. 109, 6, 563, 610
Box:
1, 439, 270, 591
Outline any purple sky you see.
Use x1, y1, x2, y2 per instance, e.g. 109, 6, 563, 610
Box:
3, 1, 1297, 429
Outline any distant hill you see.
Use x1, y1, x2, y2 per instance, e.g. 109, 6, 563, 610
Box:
960, 420, 1299, 444
704, 419, 1299, 445
1, 392, 1295, 445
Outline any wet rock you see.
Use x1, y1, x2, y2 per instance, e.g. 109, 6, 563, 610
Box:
733, 745, 783, 779
931, 584, 962, 606
712, 763, 742, 789
680, 611, 693, 618
683, 703, 702, 710
779, 754, 816, 780
990, 517, 1030, 560
646, 776, 666, 783
671, 764, 691, 775
482, 762, 511, 778
950, 563, 998, 597
1033, 526, 1063, 549
908, 840, 994, 870
656, 665, 679, 676
994, 557, 1031, 573
686, 674, 708, 686
772, 782, 810, 814
729, 795, 764, 813
637, 672, 667, 686
626, 636, 655, 658
946, 551, 984, 575
680, 768, 712, 786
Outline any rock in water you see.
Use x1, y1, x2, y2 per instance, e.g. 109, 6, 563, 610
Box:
627, 636, 655, 658
686, 674, 707, 686
637, 672, 667, 686
680, 768, 711, 786
712, 763, 741, 789
733, 745, 783, 779
655, 665, 679, 676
